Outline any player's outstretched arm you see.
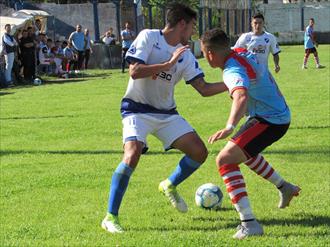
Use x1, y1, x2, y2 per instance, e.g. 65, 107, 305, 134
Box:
208, 88, 248, 144
190, 77, 228, 97
129, 46, 189, 80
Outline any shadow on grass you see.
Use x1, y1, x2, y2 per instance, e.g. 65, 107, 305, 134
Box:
0, 91, 15, 96
0, 149, 182, 156
1, 146, 329, 156
261, 214, 330, 227
0, 115, 76, 120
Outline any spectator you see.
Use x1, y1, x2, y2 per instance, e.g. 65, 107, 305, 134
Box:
38, 37, 53, 75
51, 40, 65, 75
68, 24, 85, 72
19, 29, 36, 82
84, 29, 92, 69
102, 31, 115, 45
35, 19, 42, 35
63, 42, 76, 73
120, 21, 135, 73
1, 24, 17, 87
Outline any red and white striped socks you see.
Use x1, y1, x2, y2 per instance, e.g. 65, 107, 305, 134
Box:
219, 164, 255, 221
244, 154, 284, 188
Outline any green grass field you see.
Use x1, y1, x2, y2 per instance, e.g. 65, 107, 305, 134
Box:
1, 45, 329, 246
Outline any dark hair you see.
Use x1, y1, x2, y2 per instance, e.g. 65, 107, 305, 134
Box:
47, 38, 52, 42
253, 13, 264, 21
5, 24, 11, 29
62, 41, 68, 45
200, 28, 230, 51
27, 26, 33, 30
310, 18, 315, 22
166, 3, 197, 28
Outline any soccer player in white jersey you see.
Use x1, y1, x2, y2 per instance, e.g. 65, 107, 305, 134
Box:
201, 28, 300, 239
234, 13, 281, 73
101, 4, 228, 234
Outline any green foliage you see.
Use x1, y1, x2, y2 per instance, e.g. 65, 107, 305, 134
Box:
148, 0, 199, 8
0, 45, 329, 246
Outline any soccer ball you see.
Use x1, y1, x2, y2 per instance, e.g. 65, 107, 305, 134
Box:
33, 78, 42, 86
195, 183, 223, 210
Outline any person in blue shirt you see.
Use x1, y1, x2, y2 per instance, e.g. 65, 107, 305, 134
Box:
302, 18, 325, 69
200, 28, 301, 240
68, 24, 85, 72
120, 22, 135, 73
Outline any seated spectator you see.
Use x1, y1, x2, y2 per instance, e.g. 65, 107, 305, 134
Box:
51, 40, 65, 76
38, 38, 54, 75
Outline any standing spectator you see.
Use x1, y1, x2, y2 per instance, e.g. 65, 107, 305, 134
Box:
84, 29, 92, 70
302, 18, 325, 69
120, 21, 135, 73
68, 24, 85, 73
102, 31, 115, 45
19, 29, 36, 82
1, 24, 17, 87
234, 13, 281, 73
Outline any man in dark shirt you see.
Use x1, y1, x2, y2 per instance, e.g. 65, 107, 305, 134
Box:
19, 29, 36, 82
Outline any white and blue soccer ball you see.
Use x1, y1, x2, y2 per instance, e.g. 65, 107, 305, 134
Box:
33, 78, 42, 86
195, 183, 223, 210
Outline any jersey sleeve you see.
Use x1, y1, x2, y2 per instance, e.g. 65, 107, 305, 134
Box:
269, 34, 281, 55
125, 29, 152, 65
182, 51, 204, 84
223, 69, 249, 96
234, 33, 248, 48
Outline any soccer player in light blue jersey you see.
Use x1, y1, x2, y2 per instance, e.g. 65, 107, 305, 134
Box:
302, 18, 325, 69
101, 4, 228, 234
200, 28, 301, 239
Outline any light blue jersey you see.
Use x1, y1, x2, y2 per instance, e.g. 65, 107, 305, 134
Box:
304, 25, 314, 49
223, 50, 290, 125
121, 29, 135, 49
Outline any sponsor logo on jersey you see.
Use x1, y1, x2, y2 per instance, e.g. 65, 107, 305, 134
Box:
264, 38, 269, 43
157, 71, 172, 82
153, 42, 161, 50
253, 45, 266, 54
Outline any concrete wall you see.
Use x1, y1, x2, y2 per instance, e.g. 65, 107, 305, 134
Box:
36, 3, 118, 41
257, 2, 330, 43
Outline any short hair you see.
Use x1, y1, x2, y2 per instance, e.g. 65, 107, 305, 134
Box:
200, 28, 230, 52
166, 3, 197, 28
47, 38, 52, 42
5, 24, 11, 29
27, 26, 33, 30
253, 13, 264, 21
310, 18, 315, 22
62, 41, 68, 45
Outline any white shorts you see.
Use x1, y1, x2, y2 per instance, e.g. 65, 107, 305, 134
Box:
122, 114, 194, 151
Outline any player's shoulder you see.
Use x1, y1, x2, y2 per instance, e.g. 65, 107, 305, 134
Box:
239, 32, 253, 40
264, 31, 276, 38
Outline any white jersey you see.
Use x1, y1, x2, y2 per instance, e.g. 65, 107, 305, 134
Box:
234, 31, 280, 67
122, 29, 204, 116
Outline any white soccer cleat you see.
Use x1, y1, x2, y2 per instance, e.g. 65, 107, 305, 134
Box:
233, 220, 264, 240
316, 64, 325, 69
278, 181, 301, 209
159, 180, 188, 213
302, 65, 307, 69
101, 214, 124, 233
